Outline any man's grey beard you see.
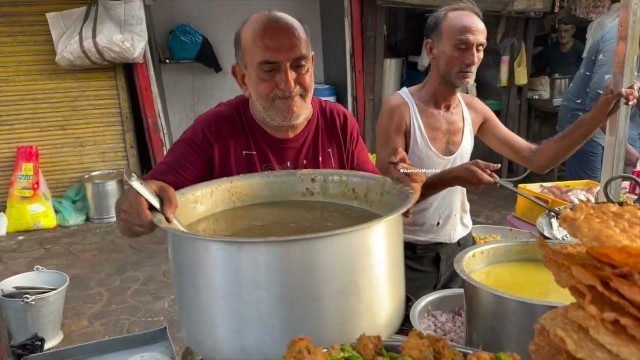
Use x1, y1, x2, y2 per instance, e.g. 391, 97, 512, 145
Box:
438, 64, 477, 89
251, 96, 312, 128
451, 74, 476, 90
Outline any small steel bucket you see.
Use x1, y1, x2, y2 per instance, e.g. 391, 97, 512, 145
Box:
82, 169, 124, 223
0, 266, 69, 350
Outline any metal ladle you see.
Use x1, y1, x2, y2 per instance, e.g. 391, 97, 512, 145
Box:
495, 178, 571, 242
496, 178, 562, 216
123, 169, 190, 233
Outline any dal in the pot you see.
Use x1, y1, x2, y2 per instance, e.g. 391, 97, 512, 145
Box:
470, 261, 574, 304
189, 200, 380, 237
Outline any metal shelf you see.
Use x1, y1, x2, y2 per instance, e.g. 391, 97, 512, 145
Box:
156, 43, 195, 64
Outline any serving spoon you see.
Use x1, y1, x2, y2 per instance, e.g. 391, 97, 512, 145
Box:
123, 169, 190, 232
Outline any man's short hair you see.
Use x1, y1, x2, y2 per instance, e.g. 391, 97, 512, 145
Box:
424, 0, 483, 41
557, 18, 577, 28
234, 16, 251, 66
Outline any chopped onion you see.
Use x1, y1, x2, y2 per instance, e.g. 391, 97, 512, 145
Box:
420, 306, 465, 345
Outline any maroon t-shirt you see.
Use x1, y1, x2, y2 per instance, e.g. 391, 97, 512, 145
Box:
144, 95, 379, 190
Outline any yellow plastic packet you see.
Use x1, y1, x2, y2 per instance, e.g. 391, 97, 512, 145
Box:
514, 41, 528, 86
6, 145, 57, 232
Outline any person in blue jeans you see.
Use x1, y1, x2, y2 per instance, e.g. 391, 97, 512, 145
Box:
557, 19, 640, 182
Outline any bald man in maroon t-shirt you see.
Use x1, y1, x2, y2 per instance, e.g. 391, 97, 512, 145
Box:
115, 10, 425, 237
145, 94, 377, 191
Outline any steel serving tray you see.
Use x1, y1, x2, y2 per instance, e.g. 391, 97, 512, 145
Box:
24, 326, 175, 360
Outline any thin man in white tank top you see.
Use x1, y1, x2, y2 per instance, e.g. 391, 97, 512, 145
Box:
397, 87, 475, 244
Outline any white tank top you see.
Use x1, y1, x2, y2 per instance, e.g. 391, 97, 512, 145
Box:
398, 87, 474, 244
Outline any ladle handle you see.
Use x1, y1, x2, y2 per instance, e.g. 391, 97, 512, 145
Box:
123, 169, 190, 232
123, 169, 162, 210
497, 179, 562, 216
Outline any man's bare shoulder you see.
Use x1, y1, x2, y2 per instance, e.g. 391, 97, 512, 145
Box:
458, 93, 497, 123
458, 93, 491, 111
379, 92, 410, 122
383, 92, 410, 110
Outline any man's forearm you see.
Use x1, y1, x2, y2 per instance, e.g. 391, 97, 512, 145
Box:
526, 105, 613, 173
418, 168, 459, 201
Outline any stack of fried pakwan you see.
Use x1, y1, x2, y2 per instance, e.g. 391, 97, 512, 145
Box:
530, 201, 640, 360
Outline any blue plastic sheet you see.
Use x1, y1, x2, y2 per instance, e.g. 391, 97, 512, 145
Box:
168, 23, 203, 61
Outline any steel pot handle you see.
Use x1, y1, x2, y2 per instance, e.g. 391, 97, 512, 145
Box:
34, 265, 47, 272
603, 174, 640, 203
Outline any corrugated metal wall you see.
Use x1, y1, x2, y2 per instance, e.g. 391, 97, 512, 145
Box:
0, 0, 140, 209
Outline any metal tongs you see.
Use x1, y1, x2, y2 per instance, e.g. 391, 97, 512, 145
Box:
123, 169, 190, 232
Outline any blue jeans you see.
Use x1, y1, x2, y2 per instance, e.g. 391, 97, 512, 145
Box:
564, 139, 603, 182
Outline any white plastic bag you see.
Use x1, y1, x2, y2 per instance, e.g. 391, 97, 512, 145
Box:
0, 212, 7, 237
46, 0, 148, 69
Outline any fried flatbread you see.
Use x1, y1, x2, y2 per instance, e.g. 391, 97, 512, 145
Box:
558, 202, 640, 247
529, 324, 579, 360
558, 202, 640, 270
537, 307, 621, 360
542, 252, 640, 341
587, 246, 640, 272
569, 284, 640, 342
550, 245, 640, 307
540, 243, 640, 319
565, 303, 640, 360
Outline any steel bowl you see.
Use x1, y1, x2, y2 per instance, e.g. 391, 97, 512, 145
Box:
409, 289, 464, 336
471, 225, 538, 243
454, 240, 566, 360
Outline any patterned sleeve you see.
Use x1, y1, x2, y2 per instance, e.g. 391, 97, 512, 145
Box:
585, 28, 617, 109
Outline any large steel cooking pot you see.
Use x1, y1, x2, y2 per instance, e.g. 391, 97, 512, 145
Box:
453, 240, 566, 360
151, 170, 414, 360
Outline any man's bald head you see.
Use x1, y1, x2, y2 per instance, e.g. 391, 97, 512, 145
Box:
234, 10, 310, 66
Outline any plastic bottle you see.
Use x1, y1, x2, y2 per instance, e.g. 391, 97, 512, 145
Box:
629, 160, 640, 196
